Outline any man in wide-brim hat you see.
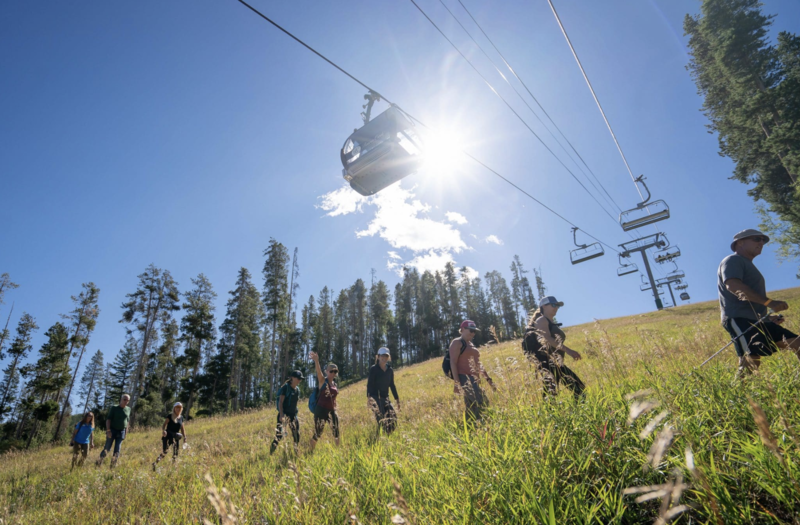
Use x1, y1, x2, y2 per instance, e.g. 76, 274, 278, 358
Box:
717, 228, 800, 377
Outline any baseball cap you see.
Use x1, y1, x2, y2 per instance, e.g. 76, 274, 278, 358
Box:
459, 320, 480, 331
290, 370, 305, 380
173, 402, 183, 408
377, 347, 390, 356
539, 296, 564, 308
730, 229, 769, 251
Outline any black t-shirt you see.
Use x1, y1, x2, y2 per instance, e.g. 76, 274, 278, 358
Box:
166, 415, 184, 434
278, 383, 300, 416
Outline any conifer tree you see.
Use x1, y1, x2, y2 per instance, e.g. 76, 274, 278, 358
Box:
262, 239, 290, 398
178, 274, 217, 418
0, 313, 38, 421
54, 282, 100, 440
119, 266, 180, 421
685, 0, 800, 269
106, 336, 138, 407
78, 350, 104, 414
0, 273, 19, 361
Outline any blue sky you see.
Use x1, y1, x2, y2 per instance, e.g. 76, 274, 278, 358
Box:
2, 0, 800, 388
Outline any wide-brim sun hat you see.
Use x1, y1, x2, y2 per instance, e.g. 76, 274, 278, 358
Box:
539, 296, 564, 308
730, 228, 769, 252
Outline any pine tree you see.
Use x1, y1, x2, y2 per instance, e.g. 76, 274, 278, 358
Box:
220, 268, 262, 412
0, 274, 19, 361
119, 266, 180, 421
685, 0, 800, 269
54, 282, 101, 440
178, 274, 217, 418
262, 239, 291, 398
106, 336, 138, 407
533, 268, 547, 303
78, 350, 104, 414
0, 313, 38, 421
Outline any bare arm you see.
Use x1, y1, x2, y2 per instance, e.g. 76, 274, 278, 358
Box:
725, 278, 788, 312
534, 317, 560, 348
181, 423, 186, 441
310, 352, 324, 385
449, 340, 462, 388
162, 418, 169, 436
278, 394, 286, 420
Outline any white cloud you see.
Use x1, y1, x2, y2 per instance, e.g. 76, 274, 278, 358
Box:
460, 266, 480, 280
445, 211, 468, 225
318, 184, 471, 275
485, 235, 504, 245
316, 186, 367, 217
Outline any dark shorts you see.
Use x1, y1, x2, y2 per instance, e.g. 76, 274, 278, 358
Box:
313, 406, 340, 440
723, 318, 798, 357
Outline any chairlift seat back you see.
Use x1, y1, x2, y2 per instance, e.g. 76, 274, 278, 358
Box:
619, 199, 670, 232
616, 264, 638, 276
667, 270, 685, 281
341, 107, 423, 196
570, 243, 604, 265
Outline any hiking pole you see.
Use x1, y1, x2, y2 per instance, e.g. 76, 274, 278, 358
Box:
695, 309, 776, 369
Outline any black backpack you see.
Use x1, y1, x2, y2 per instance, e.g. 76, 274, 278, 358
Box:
441, 339, 467, 379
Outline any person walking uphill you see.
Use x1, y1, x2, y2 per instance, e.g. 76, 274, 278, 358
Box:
69, 412, 95, 470
718, 229, 800, 378
448, 320, 496, 424
270, 370, 304, 455
522, 296, 585, 400
367, 347, 400, 434
96, 394, 130, 468
309, 352, 340, 451
152, 402, 188, 470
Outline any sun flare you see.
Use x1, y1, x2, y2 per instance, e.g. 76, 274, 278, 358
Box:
421, 126, 466, 180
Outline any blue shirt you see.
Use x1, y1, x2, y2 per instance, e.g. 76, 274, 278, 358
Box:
73, 423, 93, 444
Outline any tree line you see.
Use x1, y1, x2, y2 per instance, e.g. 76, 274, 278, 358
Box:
0, 248, 546, 450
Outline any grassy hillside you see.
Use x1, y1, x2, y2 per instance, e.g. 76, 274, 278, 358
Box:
2, 288, 800, 524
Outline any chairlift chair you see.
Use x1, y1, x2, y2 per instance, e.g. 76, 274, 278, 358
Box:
619, 176, 670, 231
679, 292, 690, 301
654, 245, 681, 264
675, 283, 688, 290
569, 227, 605, 265
341, 92, 423, 196
616, 254, 638, 276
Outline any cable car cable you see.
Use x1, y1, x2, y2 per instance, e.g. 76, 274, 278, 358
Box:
435, 0, 621, 215
454, 0, 624, 214
545, 0, 644, 201
233, 0, 621, 254
407, 0, 624, 227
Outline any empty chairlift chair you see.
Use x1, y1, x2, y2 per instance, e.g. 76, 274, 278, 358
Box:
569, 227, 605, 265
341, 92, 423, 196
617, 254, 638, 276
619, 176, 670, 231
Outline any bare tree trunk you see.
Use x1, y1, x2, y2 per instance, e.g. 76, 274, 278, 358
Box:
53, 343, 87, 441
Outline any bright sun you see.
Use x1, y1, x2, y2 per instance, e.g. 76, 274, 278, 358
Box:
421, 126, 466, 180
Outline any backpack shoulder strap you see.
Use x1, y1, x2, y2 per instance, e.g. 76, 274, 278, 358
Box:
460, 339, 467, 354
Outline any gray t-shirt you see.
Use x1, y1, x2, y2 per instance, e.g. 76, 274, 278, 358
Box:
717, 254, 766, 322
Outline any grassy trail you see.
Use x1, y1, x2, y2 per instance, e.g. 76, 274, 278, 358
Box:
2, 289, 800, 524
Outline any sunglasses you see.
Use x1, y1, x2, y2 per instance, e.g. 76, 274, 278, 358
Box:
748, 236, 768, 244
468, 329, 476, 334
329, 369, 339, 374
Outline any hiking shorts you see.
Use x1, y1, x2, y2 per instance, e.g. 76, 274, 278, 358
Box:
72, 443, 89, 458
723, 318, 798, 357
313, 406, 340, 440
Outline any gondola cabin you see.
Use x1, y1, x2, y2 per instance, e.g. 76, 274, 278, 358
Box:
680, 292, 690, 301
341, 106, 423, 196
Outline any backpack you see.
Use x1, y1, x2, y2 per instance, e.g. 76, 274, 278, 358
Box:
308, 378, 328, 413
441, 339, 467, 379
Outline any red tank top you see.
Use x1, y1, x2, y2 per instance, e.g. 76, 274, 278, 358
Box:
317, 380, 338, 411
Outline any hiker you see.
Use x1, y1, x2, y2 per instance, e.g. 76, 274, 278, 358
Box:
309, 351, 340, 451
448, 320, 496, 423
366, 347, 399, 434
152, 402, 187, 470
270, 370, 304, 455
96, 394, 130, 468
69, 412, 95, 470
718, 228, 799, 377
522, 296, 585, 400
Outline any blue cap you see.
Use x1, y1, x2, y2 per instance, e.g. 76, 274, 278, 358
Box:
539, 296, 564, 308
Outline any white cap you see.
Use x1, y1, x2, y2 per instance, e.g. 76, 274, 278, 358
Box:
173, 402, 183, 408
377, 347, 390, 356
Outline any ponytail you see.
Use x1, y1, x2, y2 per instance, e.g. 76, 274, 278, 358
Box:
527, 308, 543, 328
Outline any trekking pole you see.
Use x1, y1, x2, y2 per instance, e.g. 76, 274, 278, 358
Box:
695, 309, 776, 370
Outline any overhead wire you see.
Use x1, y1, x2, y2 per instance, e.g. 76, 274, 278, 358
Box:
406, 0, 625, 228
435, 0, 622, 215
453, 0, 624, 214
233, 0, 621, 254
